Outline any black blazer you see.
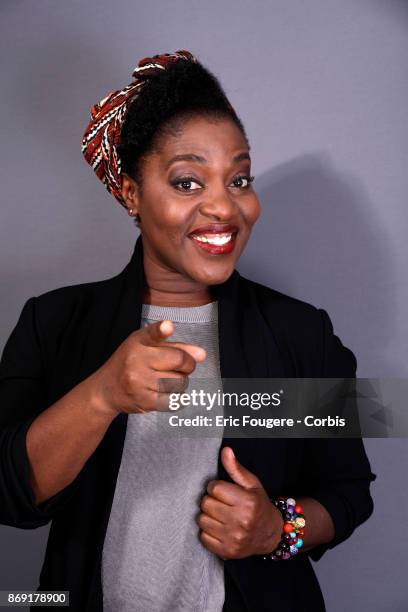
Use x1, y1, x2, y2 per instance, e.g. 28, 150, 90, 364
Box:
0, 235, 376, 611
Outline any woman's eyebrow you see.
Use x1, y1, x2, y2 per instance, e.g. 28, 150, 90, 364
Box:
165, 151, 251, 169
233, 151, 251, 164
165, 154, 206, 168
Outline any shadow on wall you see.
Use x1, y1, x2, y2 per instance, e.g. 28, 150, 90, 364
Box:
238, 153, 398, 377
373, 0, 408, 22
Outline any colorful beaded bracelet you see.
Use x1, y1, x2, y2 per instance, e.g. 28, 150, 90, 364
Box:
263, 496, 306, 561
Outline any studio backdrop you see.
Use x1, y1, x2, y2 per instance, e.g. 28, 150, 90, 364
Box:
1, 1, 407, 611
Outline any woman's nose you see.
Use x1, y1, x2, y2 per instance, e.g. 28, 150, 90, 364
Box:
198, 187, 236, 220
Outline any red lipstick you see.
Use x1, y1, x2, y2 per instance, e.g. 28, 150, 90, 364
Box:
188, 224, 238, 255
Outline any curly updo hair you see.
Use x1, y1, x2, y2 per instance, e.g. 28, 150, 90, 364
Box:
118, 58, 249, 226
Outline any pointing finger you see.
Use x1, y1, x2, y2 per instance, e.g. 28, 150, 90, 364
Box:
140, 319, 175, 344
140, 321, 206, 362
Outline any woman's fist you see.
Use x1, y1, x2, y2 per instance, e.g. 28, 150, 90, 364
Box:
198, 447, 283, 559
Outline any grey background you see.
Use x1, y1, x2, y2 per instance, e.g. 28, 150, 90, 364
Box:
0, 1, 407, 610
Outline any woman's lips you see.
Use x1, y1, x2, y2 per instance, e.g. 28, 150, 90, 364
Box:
189, 231, 238, 255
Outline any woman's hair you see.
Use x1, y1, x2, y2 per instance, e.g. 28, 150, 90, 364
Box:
118, 58, 249, 189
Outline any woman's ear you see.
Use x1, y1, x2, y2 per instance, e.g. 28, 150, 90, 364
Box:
121, 173, 140, 217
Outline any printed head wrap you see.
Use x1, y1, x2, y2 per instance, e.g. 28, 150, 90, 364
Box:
81, 50, 198, 207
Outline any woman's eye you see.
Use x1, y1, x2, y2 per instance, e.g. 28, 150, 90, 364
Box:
171, 174, 255, 192
172, 177, 202, 191
231, 175, 255, 189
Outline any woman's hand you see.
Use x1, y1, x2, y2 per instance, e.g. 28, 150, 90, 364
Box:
90, 320, 206, 417
198, 447, 283, 559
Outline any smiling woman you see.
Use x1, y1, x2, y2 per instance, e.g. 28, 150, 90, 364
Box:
115, 55, 261, 299
0, 50, 376, 612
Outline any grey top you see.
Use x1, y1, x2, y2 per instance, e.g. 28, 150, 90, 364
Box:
102, 301, 225, 612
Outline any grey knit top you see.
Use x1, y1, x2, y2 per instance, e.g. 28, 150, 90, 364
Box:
102, 300, 225, 612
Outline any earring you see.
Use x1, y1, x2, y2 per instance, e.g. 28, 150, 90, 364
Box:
128, 208, 133, 215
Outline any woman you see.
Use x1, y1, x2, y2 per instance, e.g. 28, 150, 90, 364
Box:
0, 50, 375, 611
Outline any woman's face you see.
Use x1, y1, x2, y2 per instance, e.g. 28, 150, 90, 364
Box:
122, 115, 260, 287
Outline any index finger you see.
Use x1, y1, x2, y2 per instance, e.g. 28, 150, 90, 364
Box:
140, 319, 175, 345
140, 320, 206, 362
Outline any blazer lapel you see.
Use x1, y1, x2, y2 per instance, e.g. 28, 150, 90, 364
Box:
212, 260, 290, 602
212, 266, 288, 491
89, 235, 145, 585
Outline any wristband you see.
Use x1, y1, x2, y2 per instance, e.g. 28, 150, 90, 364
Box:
263, 496, 306, 561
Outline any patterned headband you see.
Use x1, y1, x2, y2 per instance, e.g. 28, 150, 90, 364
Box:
81, 50, 198, 207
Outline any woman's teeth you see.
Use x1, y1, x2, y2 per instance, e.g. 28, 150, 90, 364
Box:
192, 233, 233, 245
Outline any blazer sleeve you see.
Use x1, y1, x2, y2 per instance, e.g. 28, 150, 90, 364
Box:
300, 308, 377, 562
0, 297, 81, 529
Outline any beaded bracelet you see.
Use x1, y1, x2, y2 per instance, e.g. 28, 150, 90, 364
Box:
263, 496, 306, 561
